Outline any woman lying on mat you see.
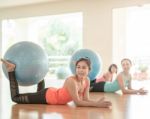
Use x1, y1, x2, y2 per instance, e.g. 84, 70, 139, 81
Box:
90, 58, 148, 95
1, 58, 111, 108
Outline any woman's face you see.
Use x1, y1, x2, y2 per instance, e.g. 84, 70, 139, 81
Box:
121, 60, 131, 72
111, 66, 117, 74
76, 61, 90, 79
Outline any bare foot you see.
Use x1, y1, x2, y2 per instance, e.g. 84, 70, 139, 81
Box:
1, 59, 16, 72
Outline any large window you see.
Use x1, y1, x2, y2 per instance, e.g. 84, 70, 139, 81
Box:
2, 12, 83, 84
113, 5, 150, 80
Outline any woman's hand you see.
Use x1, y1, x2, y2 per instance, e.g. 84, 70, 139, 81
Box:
96, 97, 112, 108
138, 88, 148, 95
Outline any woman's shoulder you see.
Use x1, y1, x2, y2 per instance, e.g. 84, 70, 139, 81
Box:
117, 72, 131, 80
63, 76, 76, 87
67, 75, 74, 78
117, 72, 123, 77
116, 72, 124, 80
103, 71, 110, 76
67, 75, 76, 80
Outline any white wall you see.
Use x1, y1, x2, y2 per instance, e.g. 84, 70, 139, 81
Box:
0, 0, 150, 73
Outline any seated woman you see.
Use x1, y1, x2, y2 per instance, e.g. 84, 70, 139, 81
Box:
96, 64, 118, 83
1, 58, 111, 108
90, 58, 148, 94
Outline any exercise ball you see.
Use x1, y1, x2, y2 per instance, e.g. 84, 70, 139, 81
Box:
56, 66, 71, 79
2, 41, 49, 86
69, 49, 102, 80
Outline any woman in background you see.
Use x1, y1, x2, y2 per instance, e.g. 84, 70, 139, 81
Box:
96, 64, 118, 83
90, 58, 148, 95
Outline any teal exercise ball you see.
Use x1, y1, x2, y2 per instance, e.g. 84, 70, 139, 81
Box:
2, 41, 49, 86
69, 49, 102, 80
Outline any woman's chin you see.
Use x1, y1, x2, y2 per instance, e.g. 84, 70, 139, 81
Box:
77, 75, 86, 79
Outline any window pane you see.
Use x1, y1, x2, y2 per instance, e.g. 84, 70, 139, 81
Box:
2, 12, 83, 88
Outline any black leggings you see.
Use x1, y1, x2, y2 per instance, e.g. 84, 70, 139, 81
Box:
8, 71, 48, 104
90, 81, 106, 92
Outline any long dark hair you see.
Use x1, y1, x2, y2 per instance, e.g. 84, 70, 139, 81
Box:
121, 58, 132, 65
108, 64, 118, 73
75, 57, 91, 70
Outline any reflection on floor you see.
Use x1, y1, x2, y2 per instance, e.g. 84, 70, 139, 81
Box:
0, 79, 150, 119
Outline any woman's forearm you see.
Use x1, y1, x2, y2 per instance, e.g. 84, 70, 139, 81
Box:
122, 89, 138, 94
74, 99, 97, 107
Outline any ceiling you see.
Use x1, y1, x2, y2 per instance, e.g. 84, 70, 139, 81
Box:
0, 0, 60, 8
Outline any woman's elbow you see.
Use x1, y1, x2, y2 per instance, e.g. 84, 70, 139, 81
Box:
73, 99, 84, 107
121, 90, 128, 94
74, 101, 82, 107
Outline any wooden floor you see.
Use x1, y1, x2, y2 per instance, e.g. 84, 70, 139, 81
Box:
0, 80, 150, 119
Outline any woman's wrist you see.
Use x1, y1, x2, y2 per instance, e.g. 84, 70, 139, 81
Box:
136, 90, 139, 94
